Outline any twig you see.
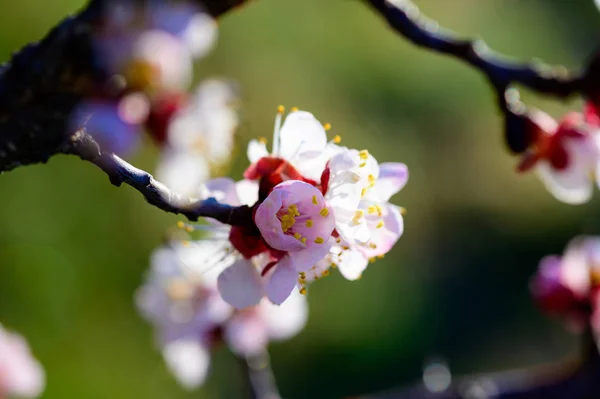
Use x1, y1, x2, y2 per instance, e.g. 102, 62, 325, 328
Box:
362, 0, 587, 153
70, 130, 253, 224
237, 351, 281, 399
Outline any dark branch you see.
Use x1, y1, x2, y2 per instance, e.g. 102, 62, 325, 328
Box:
70, 130, 253, 225
363, 0, 588, 154
0, 0, 250, 173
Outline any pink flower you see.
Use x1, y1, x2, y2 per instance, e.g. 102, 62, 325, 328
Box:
530, 236, 600, 332
518, 110, 600, 205
0, 325, 45, 398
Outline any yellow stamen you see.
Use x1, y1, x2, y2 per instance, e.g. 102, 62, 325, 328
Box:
182, 240, 190, 247
258, 136, 267, 145
333, 135, 342, 144
177, 221, 185, 229
369, 243, 377, 249
301, 237, 307, 245
376, 205, 383, 216
399, 206, 407, 215
299, 272, 306, 278
359, 150, 369, 160
336, 238, 341, 244
361, 188, 368, 198
288, 204, 300, 217
367, 206, 377, 215
377, 255, 385, 259
342, 245, 350, 251
305, 219, 314, 228
314, 237, 325, 244
319, 208, 329, 217
359, 162, 367, 168
185, 226, 194, 233
331, 262, 337, 268
323, 123, 332, 131
281, 214, 296, 232
299, 287, 307, 295
376, 220, 384, 229
290, 106, 299, 112
312, 195, 318, 205
368, 174, 376, 187
298, 277, 306, 284
277, 105, 285, 113
369, 257, 376, 263
352, 210, 364, 225
293, 232, 302, 240
321, 270, 330, 277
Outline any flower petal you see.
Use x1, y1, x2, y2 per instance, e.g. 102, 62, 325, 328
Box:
235, 179, 259, 207
163, 339, 210, 390
371, 163, 408, 202
260, 289, 308, 340
224, 312, 269, 356
247, 139, 269, 163
337, 248, 369, 281
278, 111, 327, 161
287, 240, 333, 272
266, 258, 298, 305
217, 260, 263, 309
155, 150, 209, 199
200, 177, 240, 205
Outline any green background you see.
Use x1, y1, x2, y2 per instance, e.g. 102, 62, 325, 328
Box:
0, 0, 599, 397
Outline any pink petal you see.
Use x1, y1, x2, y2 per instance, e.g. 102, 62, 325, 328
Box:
224, 312, 269, 357
373, 163, 408, 202
266, 258, 298, 305
217, 260, 263, 309
337, 248, 369, 281
202, 178, 240, 205
254, 188, 305, 252
287, 240, 333, 272
361, 203, 404, 258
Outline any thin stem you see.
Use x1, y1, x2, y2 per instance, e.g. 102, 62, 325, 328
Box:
238, 351, 281, 399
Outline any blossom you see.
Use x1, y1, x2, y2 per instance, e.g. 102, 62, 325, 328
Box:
95, 2, 217, 92
137, 233, 307, 389
154, 80, 239, 198
530, 236, 600, 332
246, 108, 332, 182
517, 110, 600, 205
0, 325, 45, 398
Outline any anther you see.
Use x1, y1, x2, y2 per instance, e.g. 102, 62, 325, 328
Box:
333, 135, 342, 144
359, 150, 369, 160
323, 123, 332, 131
258, 136, 267, 144
293, 232, 302, 240
290, 106, 299, 112
319, 208, 329, 217
314, 237, 325, 244
305, 219, 314, 228
299, 287, 307, 295
376, 220, 384, 229
312, 195, 318, 205
277, 105, 285, 113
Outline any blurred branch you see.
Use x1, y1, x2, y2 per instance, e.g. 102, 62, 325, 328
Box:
362, 0, 587, 153
238, 351, 281, 399
70, 130, 253, 224
0, 0, 250, 223
360, 326, 600, 399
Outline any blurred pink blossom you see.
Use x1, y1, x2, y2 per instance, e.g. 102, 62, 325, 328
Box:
0, 325, 45, 398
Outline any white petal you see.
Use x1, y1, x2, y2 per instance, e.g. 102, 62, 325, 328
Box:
561, 237, 591, 297
337, 248, 369, 281
155, 150, 209, 199
217, 260, 264, 309
200, 178, 240, 205
0, 326, 45, 398
278, 111, 327, 161
261, 289, 308, 340
162, 340, 210, 390
247, 139, 269, 163
235, 180, 259, 207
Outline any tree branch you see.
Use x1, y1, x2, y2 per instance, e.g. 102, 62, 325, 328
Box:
70, 130, 253, 224
362, 0, 588, 153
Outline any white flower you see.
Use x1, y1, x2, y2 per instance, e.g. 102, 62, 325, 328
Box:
156, 80, 239, 199
162, 339, 210, 390
0, 325, 45, 398
247, 108, 332, 181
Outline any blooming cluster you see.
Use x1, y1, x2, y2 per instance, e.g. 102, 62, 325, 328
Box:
136, 242, 307, 389
530, 236, 600, 332
172, 107, 408, 309
69, 1, 238, 197
516, 103, 600, 205
0, 324, 45, 398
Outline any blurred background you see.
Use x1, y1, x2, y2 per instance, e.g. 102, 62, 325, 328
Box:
1, 0, 600, 397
